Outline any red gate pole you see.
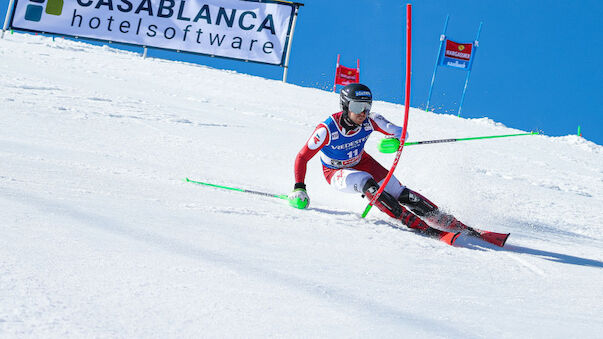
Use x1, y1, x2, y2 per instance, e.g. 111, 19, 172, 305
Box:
362, 3, 412, 218
333, 54, 341, 92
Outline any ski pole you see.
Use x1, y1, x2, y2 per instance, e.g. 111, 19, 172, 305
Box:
184, 178, 288, 200
403, 132, 538, 146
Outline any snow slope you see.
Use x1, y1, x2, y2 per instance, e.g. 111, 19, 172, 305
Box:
1, 33, 602, 338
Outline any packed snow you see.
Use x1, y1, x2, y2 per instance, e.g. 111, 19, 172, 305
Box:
1, 33, 602, 338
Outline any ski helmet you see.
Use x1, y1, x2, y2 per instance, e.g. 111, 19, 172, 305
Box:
340, 83, 372, 114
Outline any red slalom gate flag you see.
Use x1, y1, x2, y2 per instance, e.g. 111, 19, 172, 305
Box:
335, 65, 359, 85
333, 55, 360, 91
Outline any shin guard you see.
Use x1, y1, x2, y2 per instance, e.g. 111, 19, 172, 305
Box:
363, 179, 402, 218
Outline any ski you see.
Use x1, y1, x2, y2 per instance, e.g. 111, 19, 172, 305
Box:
423, 227, 462, 246
463, 226, 510, 247
445, 221, 509, 247
386, 221, 461, 246
425, 213, 510, 247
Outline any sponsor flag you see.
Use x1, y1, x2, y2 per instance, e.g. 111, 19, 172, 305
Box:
439, 38, 475, 70
333, 54, 359, 91
426, 16, 482, 116
335, 65, 359, 86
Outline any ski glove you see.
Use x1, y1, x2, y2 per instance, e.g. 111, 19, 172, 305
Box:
378, 130, 410, 153
378, 137, 400, 153
288, 186, 309, 209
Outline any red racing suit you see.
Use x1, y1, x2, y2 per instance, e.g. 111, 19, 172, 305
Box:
294, 111, 403, 186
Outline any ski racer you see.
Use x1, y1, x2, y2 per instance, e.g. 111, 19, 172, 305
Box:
288, 83, 466, 234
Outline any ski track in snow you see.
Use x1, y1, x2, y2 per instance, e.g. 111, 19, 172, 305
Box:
1, 33, 602, 338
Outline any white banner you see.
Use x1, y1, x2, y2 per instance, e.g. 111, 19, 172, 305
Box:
10, 0, 298, 65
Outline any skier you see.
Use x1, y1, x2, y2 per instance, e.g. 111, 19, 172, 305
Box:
288, 83, 466, 234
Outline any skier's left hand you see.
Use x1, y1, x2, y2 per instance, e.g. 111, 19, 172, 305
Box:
378, 137, 400, 153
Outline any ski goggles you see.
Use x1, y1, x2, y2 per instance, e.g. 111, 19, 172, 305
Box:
348, 100, 371, 114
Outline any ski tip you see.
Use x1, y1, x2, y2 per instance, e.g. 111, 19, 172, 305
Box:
501, 233, 510, 247
480, 231, 510, 247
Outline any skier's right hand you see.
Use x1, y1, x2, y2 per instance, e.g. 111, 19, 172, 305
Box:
288, 183, 309, 209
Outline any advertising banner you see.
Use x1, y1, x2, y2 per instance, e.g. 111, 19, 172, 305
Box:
9, 0, 299, 65
439, 39, 474, 70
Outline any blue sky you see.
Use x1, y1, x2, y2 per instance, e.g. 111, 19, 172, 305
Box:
2, 0, 601, 145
